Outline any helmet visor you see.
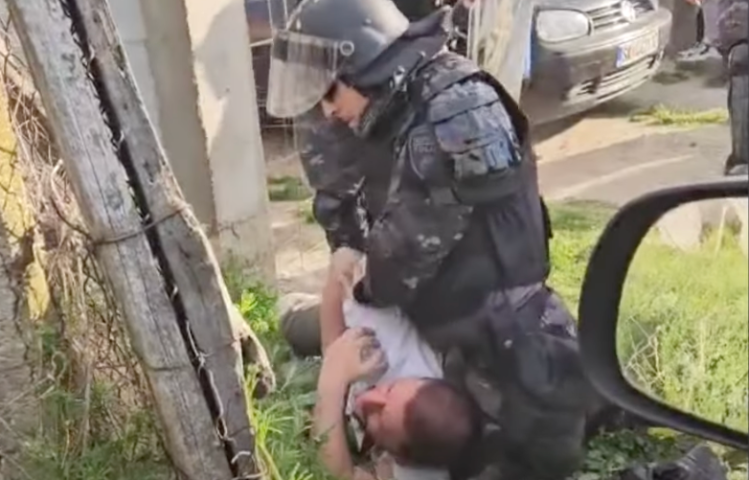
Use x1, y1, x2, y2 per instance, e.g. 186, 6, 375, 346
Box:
266, 30, 345, 118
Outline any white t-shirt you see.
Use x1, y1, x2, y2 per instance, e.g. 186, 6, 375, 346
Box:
343, 299, 450, 480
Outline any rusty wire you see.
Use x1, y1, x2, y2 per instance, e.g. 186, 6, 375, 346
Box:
0, 7, 168, 475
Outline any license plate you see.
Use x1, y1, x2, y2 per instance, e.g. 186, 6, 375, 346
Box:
616, 32, 659, 67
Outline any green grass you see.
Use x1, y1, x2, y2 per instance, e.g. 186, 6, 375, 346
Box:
298, 199, 316, 224
630, 104, 729, 127
268, 175, 313, 202
238, 201, 747, 480
20, 202, 747, 479
618, 228, 748, 433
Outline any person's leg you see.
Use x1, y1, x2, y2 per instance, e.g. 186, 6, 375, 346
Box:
697, 7, 705, 43
278, 292, 323, 357
724, 41, 749, 176
678, 1, 726, 61
539, 290, 656, 437
701, 0, 722, 47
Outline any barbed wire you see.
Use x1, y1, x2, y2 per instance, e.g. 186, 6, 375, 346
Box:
0, 5, 167, 477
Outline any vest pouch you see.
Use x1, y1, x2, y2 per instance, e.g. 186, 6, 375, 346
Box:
451, 167, 522, 206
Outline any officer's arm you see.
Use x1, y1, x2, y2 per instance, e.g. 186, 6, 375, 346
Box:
297, 109, 368, 251
357, 79, 521, 308
312, 190, 367, 252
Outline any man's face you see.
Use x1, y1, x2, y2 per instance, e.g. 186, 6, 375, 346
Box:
354, 378, 427, 454
320, 81, 370, 129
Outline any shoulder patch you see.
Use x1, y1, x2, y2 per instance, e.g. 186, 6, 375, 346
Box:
407, 123, 446, 183
428, 79, 500, 123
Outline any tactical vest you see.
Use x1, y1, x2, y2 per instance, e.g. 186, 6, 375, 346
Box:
390, 52, 552, 332
376, 53, 586, 480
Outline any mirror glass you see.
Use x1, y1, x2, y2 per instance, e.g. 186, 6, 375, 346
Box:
617, 197, 748, 434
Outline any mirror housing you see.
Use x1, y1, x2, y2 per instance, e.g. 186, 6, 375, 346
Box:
578, 178, 749, 451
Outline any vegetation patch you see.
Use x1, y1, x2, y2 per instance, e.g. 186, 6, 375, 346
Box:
268, 175, 312, 202
631, 104, 728, 127
20, 201, 746, 479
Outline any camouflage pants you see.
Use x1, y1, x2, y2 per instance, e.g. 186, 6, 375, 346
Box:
715, 0, 749, 172
278, 292, 324, 358
726, 42, 749, 172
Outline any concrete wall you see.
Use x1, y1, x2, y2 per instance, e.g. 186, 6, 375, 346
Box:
110, 0, 275, 281
0, 0, 275, 281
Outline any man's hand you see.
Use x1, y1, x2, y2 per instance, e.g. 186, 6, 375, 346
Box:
683, 0, 701, 5
314, 328, 386, 480
329, 247, 364, 294
323, 327, 388, 385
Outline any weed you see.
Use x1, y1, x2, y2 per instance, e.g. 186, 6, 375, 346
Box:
268, 176, 312, 202
631, 104, 728, 127
618, 228, 748, 433
20, 379, 168, 480
545, 202, 747, 476
298, 199, 316, 224
18, 202, 746, 480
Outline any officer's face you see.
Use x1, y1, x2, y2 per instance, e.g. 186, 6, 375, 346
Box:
320, 81, 370, 129
354, 378, 427, 455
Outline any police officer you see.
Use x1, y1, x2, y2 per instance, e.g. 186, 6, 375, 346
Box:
267, 1, 598, 479
280, 3, 443, 358
280, 0, 474, 358
679, 0, 747, 176
716, 0, 748, 176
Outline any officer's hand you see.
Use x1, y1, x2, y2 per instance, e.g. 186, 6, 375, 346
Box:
324, 327, 388, 384
329, 246, 364, 294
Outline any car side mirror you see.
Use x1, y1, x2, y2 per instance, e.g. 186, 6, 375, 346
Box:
578, 178, 749, 451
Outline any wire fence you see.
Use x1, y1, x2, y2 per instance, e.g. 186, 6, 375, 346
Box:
0, 7, 169, 478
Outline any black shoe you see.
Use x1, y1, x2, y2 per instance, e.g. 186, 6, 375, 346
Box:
724, 155, 749, 177
618, 444, 727, 480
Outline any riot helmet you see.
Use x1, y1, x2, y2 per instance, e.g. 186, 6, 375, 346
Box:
266, 0, 410, 119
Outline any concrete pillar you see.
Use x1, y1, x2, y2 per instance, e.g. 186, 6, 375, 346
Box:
656, 198, 749, 258
109, 0, 276, 282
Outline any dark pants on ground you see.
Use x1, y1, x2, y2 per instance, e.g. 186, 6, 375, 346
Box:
725, 42, 749, 175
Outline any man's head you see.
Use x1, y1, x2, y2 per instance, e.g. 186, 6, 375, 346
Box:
319, 81, 371, 130
265, 0, 409, 120
354, 377, 480, 468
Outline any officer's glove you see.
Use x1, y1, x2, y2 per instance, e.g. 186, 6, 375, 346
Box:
617, 444, 727, 480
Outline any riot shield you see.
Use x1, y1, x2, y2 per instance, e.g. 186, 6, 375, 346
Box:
466, 0, 536, 102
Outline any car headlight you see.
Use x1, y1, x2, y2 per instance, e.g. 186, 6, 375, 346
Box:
535, 10, 591, 43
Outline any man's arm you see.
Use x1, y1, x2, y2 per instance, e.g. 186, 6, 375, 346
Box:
321, 247, 364, 352
313, 329, 386, 480
356, 78, 521, 309
314, 363, 357, 478
313, 369, 378, 480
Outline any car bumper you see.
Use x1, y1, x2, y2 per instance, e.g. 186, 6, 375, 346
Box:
521, 7, 673, 126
